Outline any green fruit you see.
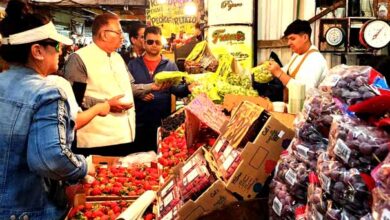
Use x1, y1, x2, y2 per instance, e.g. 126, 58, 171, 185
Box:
252, 61, 273, 83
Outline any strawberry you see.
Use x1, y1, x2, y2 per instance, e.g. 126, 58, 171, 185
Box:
113, 205, 121, 214
101, 215, 110, 220
85, 203, 93, 210
90, 187, 102, 196
144, 213, 154, 220
84, 210, 93, 218
92, 210, 104, 218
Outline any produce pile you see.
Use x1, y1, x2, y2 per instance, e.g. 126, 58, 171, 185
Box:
189, 53, 258, 103
161, 111, 185, 139
157, 125, 188, 181
184, 41, 219, 74
157, 150, 216, 220
269, 65, 390, 220
251, 61, 273, 83
82, 164, 159, 197
154, 71, 188, 86
68, 201, 131, 220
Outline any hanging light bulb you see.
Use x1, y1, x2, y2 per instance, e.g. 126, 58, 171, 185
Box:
157, 0, 167, 4
184, 2, 197, 16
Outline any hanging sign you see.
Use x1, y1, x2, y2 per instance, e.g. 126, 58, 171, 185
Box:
146, 0, 199, 38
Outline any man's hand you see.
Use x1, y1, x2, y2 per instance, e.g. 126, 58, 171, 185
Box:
268, 60, 283, 77
151, 81, 173, 91
107, 95, 133, 113
95, 101, 110, 116
142, 93, 154, 102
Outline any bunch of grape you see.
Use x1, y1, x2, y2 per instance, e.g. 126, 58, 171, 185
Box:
252, 61, 273, 83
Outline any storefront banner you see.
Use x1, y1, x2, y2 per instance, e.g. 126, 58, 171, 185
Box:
207, 25, 253, 69
208, 0, 253, 25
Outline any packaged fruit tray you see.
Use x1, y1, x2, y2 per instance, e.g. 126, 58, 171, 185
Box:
67, 200, 133, 220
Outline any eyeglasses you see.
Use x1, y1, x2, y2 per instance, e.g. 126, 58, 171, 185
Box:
145, 39, 162, 46
39, 40, 61, 52
104, 29, 124, 36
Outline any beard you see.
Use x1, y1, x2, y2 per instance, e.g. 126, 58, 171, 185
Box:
146, 48, 160, 56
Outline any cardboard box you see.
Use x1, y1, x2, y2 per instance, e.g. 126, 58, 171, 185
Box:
177, 179, 237, 220
211, 101, 294, 199
156, 147, 237, 220
270, 111, 296, 130
223, 94, 273, 112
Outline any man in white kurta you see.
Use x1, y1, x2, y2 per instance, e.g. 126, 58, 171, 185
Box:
63, 13, 138, 156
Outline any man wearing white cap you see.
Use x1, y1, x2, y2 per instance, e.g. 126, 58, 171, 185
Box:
64, 13, 142, 156
0, 10, 93, 219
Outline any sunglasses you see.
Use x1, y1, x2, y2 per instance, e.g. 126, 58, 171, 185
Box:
39, 40, 61, 52
145, 39, 162, 46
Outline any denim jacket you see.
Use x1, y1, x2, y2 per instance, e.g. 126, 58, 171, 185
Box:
0, 66, 87, 220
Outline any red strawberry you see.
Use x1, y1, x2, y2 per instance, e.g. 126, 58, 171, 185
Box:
90, 187, 102, 196
101, 215, 110, 220
144, 213, 154, 220
84, 210, 93, 218
92, 210, 104, 218
113, 205, 121, 214
85, 203, 93, 210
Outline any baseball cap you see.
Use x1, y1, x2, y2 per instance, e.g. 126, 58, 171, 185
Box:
283, 19, 311, 38
1, 21, 73, 45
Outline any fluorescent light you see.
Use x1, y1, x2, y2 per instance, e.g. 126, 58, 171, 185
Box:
184, 2, 197, 16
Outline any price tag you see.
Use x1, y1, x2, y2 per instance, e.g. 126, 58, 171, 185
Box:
285, 168, 297, 186
278, 130, 285, 138
223, 154, 235, 170
323, 75, 341, 87
320, 173, 331, 193
161, 180, 174, 198
213, 139, 225, 153
381, 209, 390, 220
297, 144, 309, 159
223, 145, 233, 159
334, 139, 351, 163
272, 197, 283, 216
161, 209, 173, 220
163, 191, 174, 207
181, 160, 194, 175
184, 168, 199, 186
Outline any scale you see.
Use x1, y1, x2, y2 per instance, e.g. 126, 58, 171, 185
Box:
359, 19, 390, 49
325, 26, 346, 47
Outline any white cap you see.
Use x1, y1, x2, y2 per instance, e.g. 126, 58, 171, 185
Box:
1, 21, 73, 45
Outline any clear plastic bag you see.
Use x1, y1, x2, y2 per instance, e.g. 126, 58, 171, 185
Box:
319, 65, 378, 105
268, 180, 296, 220
328, 116, 390, 172
290, 138, 327, 169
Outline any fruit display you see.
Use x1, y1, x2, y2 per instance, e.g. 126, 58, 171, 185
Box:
371, 154, 390, 219
290, 138, 327, 169
187, 123, 218, 154
177, 163, 216, 201
158, 125, 188, 181
158, 186, 182, 218
154, 71, 188, 85
216, 147, 242, 181
274, 155, 310, 203
67, 200, 131, 220
306, 173, 327, 220
161, 111, 185, 138
320, 65, 380, 105
83, 164, 159, 197
317, 153, 372, 217
251, 61, 273, 83
299, 89, 342, 137
226, 71, 252, 89
268, 180, 297, 220
328, 116, 390, 172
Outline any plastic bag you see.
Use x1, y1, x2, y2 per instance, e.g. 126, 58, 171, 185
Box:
306, 173, 327, 220
251, 61, 273, 83
328, 116, 390, 172
290, 138, 327, 169
268, 180, 296, 220
319, 65, 385, 105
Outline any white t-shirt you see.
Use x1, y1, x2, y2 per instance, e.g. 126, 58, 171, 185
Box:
46, 75, 81, 121
282, 45, 328, 93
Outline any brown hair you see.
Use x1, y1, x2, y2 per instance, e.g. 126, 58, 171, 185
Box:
92, 13, 120, 36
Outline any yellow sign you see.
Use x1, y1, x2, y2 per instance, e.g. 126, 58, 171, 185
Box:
147, 0, 199, 38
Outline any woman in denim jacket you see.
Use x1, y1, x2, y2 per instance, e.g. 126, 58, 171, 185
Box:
0, 10, 93, 220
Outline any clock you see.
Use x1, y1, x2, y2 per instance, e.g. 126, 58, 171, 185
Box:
325, 26, 345, 47
359, 19, 390, 49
